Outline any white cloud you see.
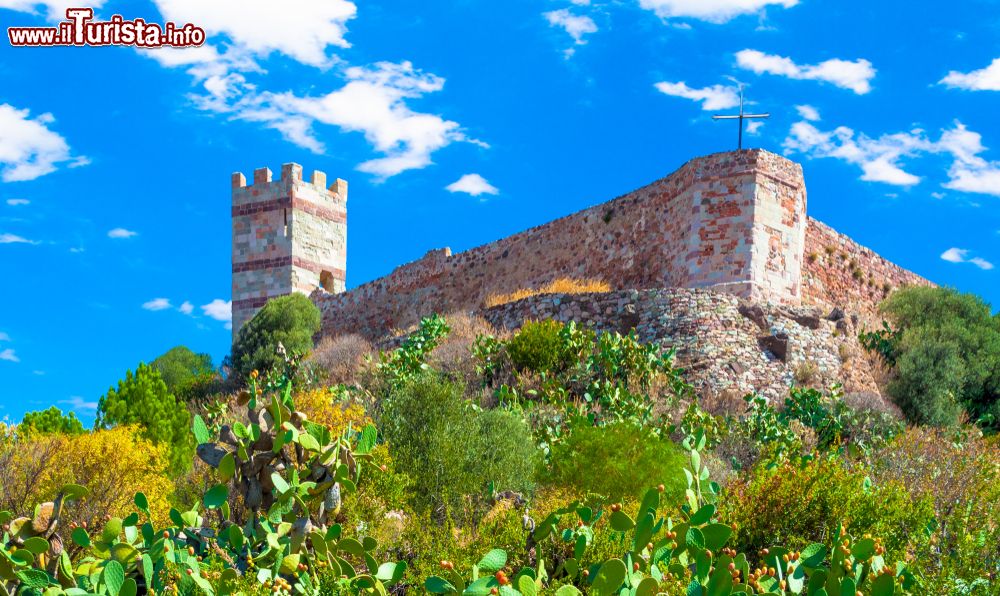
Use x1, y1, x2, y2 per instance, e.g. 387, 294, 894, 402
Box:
179, 301, 194, 315
201, 299, 232, 322
0, 233, 37, 244
5, 199, 29, 206
217, 61, 479, 178
795, 105, 820, 121
653, 81, 739, 111
58, 396, 97, 412
940, 58, 1000, 91
782, 120, 1000, 190
139, 1, 472, 180
142, 298, 173, 311
941, 247, 967, 263
736, 49, 875, 94
151, 0, 356, 67
544, 9, 598, 46
638, 0, 797, 23
783, 121, 924, 185
938, 123, 1000, 197
446, 174, 499, 197
970, 257, 994, 270
0, 348, 19, 363
941, 247, 994, 270
107, 227, 138, 238
0, 104, 85, 182
745, 120, 765, 135
0, 0, 107, 21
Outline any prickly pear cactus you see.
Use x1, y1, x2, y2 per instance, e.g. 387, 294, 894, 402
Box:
0, 358, 404, 596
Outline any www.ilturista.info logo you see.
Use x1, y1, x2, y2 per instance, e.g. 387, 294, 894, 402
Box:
8, 8, 205, 48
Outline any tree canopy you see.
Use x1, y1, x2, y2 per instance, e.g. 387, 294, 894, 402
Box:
878, 286, 1000, 427
150, 346, 214, 394
95, 362, 193, 473
19, 406, 85, 435
229, 293, 321, 379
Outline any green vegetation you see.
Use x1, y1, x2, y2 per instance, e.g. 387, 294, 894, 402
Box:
94, 362, 193, 474
542, 422, 686, 502
229, 293, 321, 381
19, 406, 85, 435
3, 291, 999, 595
861, 286, 1000, 428
150, 345, 216, 400
380, 373, 538, 521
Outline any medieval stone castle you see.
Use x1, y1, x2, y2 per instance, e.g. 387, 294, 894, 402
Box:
231, 150, 930, 400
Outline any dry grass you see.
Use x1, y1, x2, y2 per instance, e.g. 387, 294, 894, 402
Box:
793, 361, 819, 386
484, 278, 611, 308
429, 312, 504, 387
308, 333, 375, 385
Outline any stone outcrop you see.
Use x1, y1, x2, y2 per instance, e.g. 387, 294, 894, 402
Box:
480, 288, 879, 401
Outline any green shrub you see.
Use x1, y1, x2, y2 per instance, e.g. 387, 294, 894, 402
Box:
869, 428, 1000, 591
888, 334, 965, 426
95, 362, 193, 474
871, 287, 1000, 428
229, 293, 321, 380
541, 422, 686, 502
150, 345, 214, 395
721, 457, 934, 563
380, 374, 539, 521
18, 406, 84, 435
506, 319, 577, 374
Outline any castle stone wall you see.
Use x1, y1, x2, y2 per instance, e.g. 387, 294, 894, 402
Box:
802, 218, 932, 318
313, 150, 806, 340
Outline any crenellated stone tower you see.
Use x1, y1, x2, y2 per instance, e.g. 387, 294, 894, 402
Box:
231, 163, 347, 338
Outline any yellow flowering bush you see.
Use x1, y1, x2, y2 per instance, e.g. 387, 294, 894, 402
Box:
294, 387, 371, 434
0, 425, 173, 528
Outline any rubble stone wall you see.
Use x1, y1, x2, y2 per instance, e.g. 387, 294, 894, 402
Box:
481, 288, 880, 401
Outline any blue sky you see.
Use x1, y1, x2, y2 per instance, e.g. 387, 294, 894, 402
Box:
0, 0, 997, 424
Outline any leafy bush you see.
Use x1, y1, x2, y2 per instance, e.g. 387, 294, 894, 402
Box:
867, 287, 1000, 428
721, 457, 934, 563
869, 427, 1000, 591
18, 406, 84, 435
293, 387, 371, 435
477, 321, 693, 455
150, 345, 215, 395
0, 425, 174, 528
380, 373, 538, 521
506, 319, 576, 374
888, 333, 965, 426
229, 293, 321, 380
541, 422, 686, 502
95, 362, 193, 474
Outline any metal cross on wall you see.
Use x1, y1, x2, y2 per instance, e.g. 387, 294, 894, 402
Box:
712, 87, 769, 150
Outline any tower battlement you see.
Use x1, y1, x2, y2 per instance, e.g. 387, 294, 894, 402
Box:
231, 162, 348, 338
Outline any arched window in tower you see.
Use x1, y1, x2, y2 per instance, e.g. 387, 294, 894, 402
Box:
319, 270, 335, 292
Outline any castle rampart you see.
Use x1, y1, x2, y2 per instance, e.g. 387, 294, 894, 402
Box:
231, 149, 932, 346
309, 150, 809, 339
